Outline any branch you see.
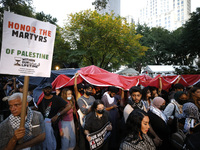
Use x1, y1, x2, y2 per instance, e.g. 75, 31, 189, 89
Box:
104, 53, 115, 69
100, 53, 106, 68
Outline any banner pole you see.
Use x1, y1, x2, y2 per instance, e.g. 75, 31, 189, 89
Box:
20, 76, 30, 127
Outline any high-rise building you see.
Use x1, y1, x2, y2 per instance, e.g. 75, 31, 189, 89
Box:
124, 15, 135, 24
97, 0, 120, 16
138, 0, 191, 31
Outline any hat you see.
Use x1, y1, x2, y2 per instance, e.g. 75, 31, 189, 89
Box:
42, 82, 52, 89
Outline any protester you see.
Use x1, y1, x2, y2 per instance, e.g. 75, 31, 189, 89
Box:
77, 84, 95, 119
168, 83, 184, 101
101, 86, 119, 150
0, 92, 45, 150
74, 73, 85, 101
177, 102, 200, 134
0, 77, 10, 120
92, 86, 103, 100
149, 86, 158, 100
77, 84, 95, 150
164, 91, 188, 118
122, 86, 163, 147
124, 86, 147, 123
148, 97, 171, 150
59, 88, 76, 150
37, 82, 71, 150
3, 78, 15, 96
188, 87, 200, 111
84, 100, 112, 150
142, 86, 152, 111
120, 109, 155, 150
164, 91, 188, 133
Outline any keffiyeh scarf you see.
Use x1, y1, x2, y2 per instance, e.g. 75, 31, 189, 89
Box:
150, 105, 168, 123
104, 92, 115, 104
9, 107, 33, 142
177, 102, 200, 121
128, 97, 146, 111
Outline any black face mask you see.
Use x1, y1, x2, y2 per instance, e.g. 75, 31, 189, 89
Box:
86, 91, 92, 96
160, 105, 166, 111
96, 109, 104, 114
179, 100, 187, 105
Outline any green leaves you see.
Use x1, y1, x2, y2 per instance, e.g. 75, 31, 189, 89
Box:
62, 10, 147, 70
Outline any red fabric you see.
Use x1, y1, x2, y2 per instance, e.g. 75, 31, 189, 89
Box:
36, 65, 200, 104
37, 92, 44, 105
51, 74, 71, 90
49, 66, 200, 91
66, 65, 151, 90
140, 74, 200, 90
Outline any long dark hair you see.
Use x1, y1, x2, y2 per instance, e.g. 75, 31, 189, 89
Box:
125, 109, 147, 142
91, 100, 104, 112
189, 87, 200, 109
142, 86, 150, 101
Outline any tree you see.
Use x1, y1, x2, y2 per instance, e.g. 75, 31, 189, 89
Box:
35, 12, 72, 69
182, 8, 200, 57
35, 11, 58, 25
168, 27, 195, 66
52, 27, 71, 69
92, 0, 109, 11
128, 24, 151, 72
63, 10, 147, 70
129, 24, 173, 72
0, 0, 34, 51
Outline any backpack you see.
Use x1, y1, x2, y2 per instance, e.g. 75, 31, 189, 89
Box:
171, 129, 186, 149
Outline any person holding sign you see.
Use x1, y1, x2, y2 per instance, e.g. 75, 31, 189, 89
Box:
84, 100, 112, 150
120, 109, 155, 150
77, 84, 95, 150
0, 92, 45, 150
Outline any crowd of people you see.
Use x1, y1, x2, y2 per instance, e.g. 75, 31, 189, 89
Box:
0, 74, 200, 150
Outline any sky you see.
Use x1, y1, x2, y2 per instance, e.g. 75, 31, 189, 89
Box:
32, 0, 200, 27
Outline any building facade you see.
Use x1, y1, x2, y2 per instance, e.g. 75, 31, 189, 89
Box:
139, 0, 191, 31
97, 0, 120, 16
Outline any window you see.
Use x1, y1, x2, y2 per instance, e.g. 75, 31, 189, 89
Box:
181, 1, 184, 4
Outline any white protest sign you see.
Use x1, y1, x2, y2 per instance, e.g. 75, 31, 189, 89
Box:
0, 11, 56, 77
